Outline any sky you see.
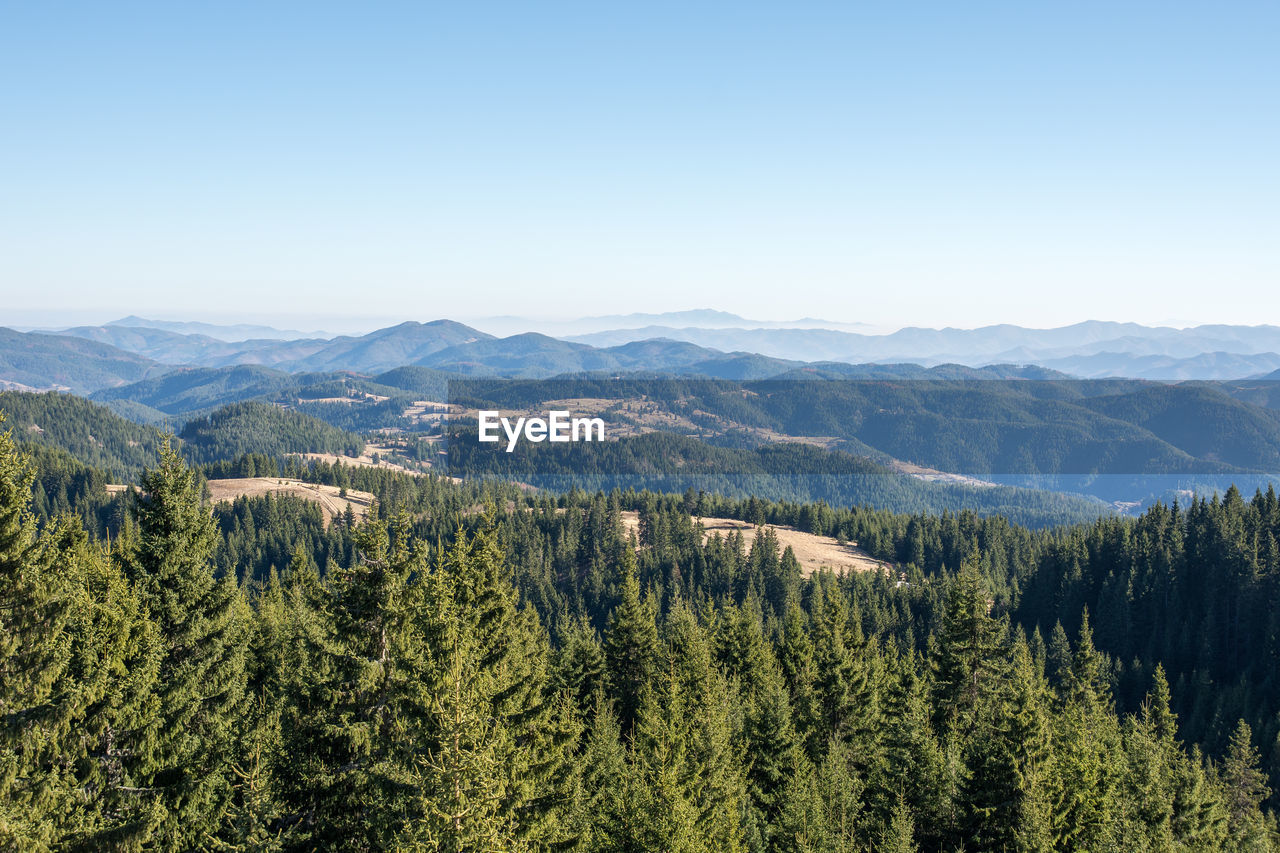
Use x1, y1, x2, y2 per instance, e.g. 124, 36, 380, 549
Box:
2, 1, 1277, 331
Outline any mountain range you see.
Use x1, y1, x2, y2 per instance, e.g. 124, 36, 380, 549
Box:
3, 314, 1280, 397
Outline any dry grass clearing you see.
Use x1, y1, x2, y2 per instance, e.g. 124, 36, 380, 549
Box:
302, 442, 422, 474
619, 510, 889, 578
402, 401, 452, 425
298, 392, 391, 405
204, 478, 375, 523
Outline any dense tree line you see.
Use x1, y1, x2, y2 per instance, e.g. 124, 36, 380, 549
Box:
444, 377, 1280, 485
5, 421, 1280, 850
446, 431, 1108, 528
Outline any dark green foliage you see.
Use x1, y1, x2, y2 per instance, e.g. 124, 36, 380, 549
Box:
603, 564, 660, 734
0, 416, 164, 850
447, 428, 1110, 528
117, 441, 250, 848
0, 390, 170, 480
180, 401, 364, 463
0, 415, 71, 850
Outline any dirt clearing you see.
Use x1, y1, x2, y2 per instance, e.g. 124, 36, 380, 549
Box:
301, 442, 423, 474
204, 478, 375, 523
619, 510, 888, 577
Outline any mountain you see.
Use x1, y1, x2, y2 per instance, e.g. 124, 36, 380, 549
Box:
1036, 351, 1280, 380
445, 376, 1280, 505
105, 315, 332, 341
465, 309, 885, 337
91, 365, 303, 416
1080, 384, 1280, 471
14, 316, 1280, 404
373, 366, 454, 398
564, 321, 1280, 378
51, 319, 493, 374
421, 332, 616, 376
420, 334, 811, 379
278, 320, 493, 373
52, 324, 301, 366
444, 428, 1109, 527
51, 324, 334, 368
0, 327, 165, 393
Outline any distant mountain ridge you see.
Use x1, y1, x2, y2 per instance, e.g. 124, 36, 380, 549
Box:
465, 309, 885, 337
7, 315, 1280, 392
564, 320, 1280, 378
106, 315, 333, 341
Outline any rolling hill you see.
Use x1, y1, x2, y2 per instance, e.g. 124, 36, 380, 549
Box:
0, 390, 171, 479
0, 327, 165, 393
179, 401, 366, 463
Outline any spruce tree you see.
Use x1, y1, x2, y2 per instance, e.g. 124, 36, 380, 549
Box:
52, 523, 165, 851
603, 566, 660, 735
0, 419, 73, 850
570, 701, 634, 853
1221, 719, 1273, 850
279, 513, 424, 850
405, 528, 579, 851
878, 794, 918, 853
1046, 610, 1124, 850
119, 440, 249, 849
810, 582, 880, 770
931, 560, 1006, 735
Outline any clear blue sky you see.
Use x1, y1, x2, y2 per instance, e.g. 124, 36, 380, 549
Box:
2, 1, 1276, 330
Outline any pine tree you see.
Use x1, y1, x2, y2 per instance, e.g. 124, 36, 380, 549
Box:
1121, 666, 1178, 848
0, 420, 74, 850
813, 738, 863, 853
629, 651, 745, 853
1221, 719, 1273, 850
51, 523, 165, 851
603, 566, 660, 735
550, 615, 606, 720
279, 512, 425, 850
405, 527, 579, 851
1046, 610, 1123, 850
404, 560, 516, 851
810, 582, 880, 770
931, 560, 1006, 734
119, 440, 250, 848
741, 663, 802, 847
569, 700, 634, 853
874, 651, 948, 847
1171, 745, 1229, 850
773, 754, 829, 853
878, 794, 918, 853
777, 602, 819, 754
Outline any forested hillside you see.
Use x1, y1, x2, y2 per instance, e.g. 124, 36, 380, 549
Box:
0, 391, 170, 479
179, 400, 365, 463
5, 412, 1280, 850
92, 364, 301, 416
446, 430, 1109, 528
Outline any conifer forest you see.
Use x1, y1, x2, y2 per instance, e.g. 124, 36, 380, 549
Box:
5, 406, 1280, 853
